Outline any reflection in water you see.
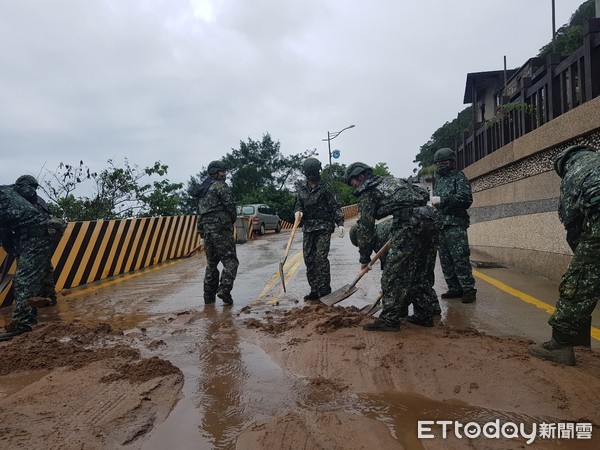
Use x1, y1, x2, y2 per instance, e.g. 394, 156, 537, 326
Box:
298, 389, 599, 450
198, 307, 246, 449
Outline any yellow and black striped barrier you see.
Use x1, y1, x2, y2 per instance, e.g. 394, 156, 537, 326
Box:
0, 215, 201, 307
1, 205, 359, 307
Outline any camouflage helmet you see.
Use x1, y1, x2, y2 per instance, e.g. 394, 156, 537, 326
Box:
302, 157, 322, 173
344, 162, 372, 185
554, 145, 592, 178
349, 224, 358, 247
433, 148, 456, 162
15, 174, 39, 187
207, 160, 227, 175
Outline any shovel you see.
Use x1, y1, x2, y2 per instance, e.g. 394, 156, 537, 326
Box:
320, 238, 391, 306
360, 292, 383, 316
279, 214, 302, 292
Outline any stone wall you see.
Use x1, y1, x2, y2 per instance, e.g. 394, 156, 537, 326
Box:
463, 96, 600, 281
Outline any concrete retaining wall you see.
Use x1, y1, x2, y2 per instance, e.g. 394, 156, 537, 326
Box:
464, 96, 600, 280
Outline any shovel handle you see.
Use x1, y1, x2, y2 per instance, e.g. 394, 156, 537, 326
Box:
348, 239, 392, 289
281, 214, 302, 266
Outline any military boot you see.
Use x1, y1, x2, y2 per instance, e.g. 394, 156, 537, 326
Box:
319, 287, 332, 298
204, 295, 216, 305
461, 290, 477, 303
0, 322, 33, 342
217, 290, 233, 305
441, 290, 463, 299
303, 292, 320, 301
406, 315, 434, 327
529, 338, 575, 366
363, 319, 400, 332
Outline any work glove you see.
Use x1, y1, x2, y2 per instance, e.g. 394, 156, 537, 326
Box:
361, 263, 372, 271
294, 211, 303, 221
430, 196, 441, 207
47, 217, 67, 236
200, 238, 205, 246
338, 226, 344, 238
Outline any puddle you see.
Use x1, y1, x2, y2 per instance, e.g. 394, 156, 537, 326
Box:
335, 391, 597, 449
140, 310, 299, 450
137, 305, 599, 450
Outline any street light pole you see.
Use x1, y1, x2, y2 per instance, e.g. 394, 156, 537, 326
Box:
323, 124, 355, 166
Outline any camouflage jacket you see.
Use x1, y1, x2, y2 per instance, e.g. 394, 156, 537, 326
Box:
433, 168, 472, 227
196, 177, 237, 231
354, 175, 424, 264
295, 181, 344, 233
0, 185, 50, 254
559, 150, 600, 249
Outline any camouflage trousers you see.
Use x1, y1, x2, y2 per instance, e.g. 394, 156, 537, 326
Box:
303, 229, 332, 296
379, 225, 435, 325
411, 233, 441, 316
438, 225, 476, 294
203, 225, 239, 300
549, 225, 600, 340
12, 236, 54, 326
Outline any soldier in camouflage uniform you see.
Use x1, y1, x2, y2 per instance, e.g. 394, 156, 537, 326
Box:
410, 184, 442, 316
0, 183, 55, 341
350, 219, 392, 269
431, 148, 477, 303
14, 175, 66, 306
196, 161, 239, 305
345, 162, 436, 331
349, 215, 441, 317
530, 145, 600, 366
295, 158, 344, 301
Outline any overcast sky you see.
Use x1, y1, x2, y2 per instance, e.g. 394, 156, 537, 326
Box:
0, 0, 587, 191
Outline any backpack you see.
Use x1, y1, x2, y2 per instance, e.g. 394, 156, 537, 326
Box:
410, 205, 441, 237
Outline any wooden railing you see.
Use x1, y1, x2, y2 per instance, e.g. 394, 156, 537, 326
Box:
457, 18, 600, 170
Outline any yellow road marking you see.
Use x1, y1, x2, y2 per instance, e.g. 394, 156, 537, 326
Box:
267, 256, 304, 304
473, 269, 600, 342
253, 249, 303, 304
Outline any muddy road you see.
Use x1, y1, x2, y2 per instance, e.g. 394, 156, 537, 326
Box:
1, 225, 599, 449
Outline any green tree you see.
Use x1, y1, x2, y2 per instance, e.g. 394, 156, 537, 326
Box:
321, 162, 393, 207
43, 159, 183, 221
538, 0, 595, 58
414, 2, 593, 174
372, 162, 392, 177
321, 163, 354, 206
413, 107, 472, 177
222, 133, 316, 200
184, 133, 317, 221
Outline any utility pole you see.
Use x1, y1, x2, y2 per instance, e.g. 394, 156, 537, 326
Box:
552, 0, 556, 53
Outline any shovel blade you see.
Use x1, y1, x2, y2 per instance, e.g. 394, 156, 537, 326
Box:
319, 284, 358, 306
360, 293, 383, 316
278, 260, 286, 292
360, 301, 382, 316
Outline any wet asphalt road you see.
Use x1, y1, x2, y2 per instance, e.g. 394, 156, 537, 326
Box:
1, 220, 599, 448
3, 218, 598, 347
